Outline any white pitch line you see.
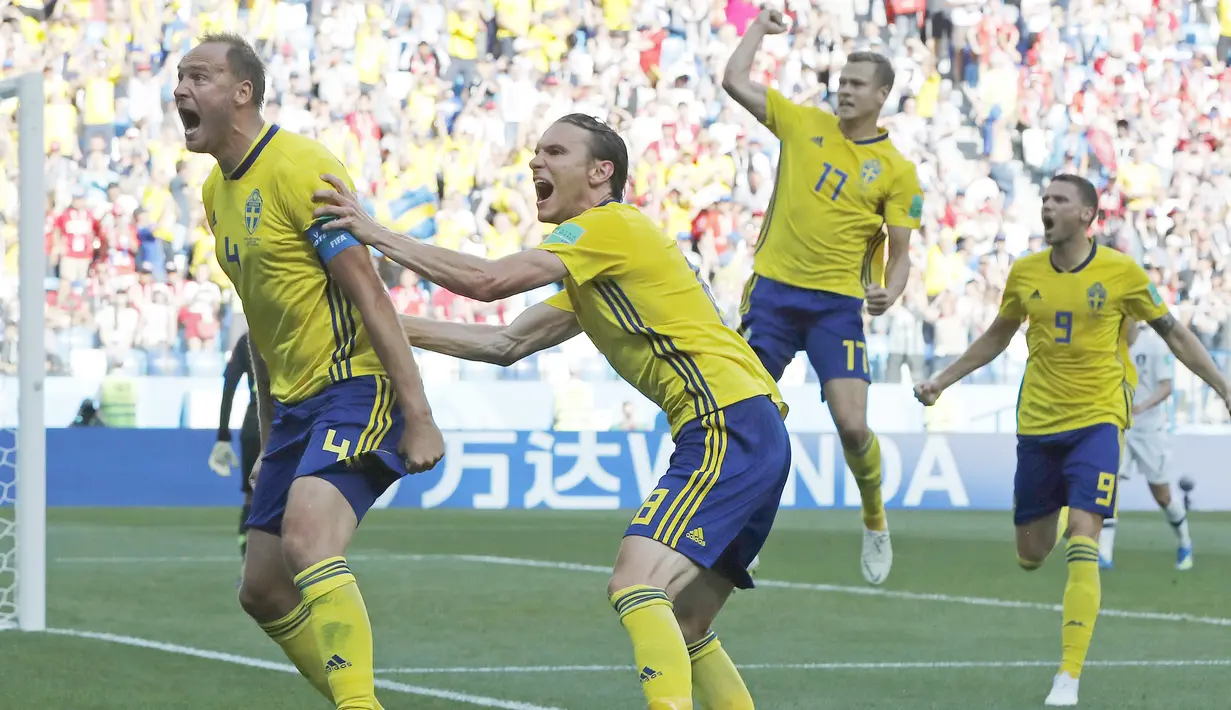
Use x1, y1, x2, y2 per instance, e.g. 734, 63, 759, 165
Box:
380, 665, 631, 675
46, 628, 563, 710
374, 659, 1231, 675
753, 578, 1231, 627
53, 552, 1231, 628
446, 554, 610, 574
56, 555, 241, 564
53, 553, 443, 564
426, 554, 1231, 629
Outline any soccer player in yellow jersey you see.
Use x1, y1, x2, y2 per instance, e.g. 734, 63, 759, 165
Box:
176, 34, 445, 709
314, 114, 790, 710
914, 175, 1231, 707
722, 9, 924, 585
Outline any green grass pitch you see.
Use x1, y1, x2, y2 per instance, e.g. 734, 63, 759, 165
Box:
3, 508, 1229, 709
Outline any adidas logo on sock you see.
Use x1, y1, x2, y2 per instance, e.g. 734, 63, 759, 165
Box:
639, 666, 661, 683
324, 654, 352, 673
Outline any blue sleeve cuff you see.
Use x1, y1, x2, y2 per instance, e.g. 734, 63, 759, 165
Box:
306, 217, 360, 264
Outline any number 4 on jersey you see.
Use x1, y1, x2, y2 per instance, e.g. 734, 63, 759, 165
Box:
224, 235, 241, 272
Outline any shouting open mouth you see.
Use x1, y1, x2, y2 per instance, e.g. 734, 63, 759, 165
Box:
534, 176, 555, 206
179, 106, 202, 140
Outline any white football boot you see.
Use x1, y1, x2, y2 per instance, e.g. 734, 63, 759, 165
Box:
861, 527, 893, 585
1044, 672, 1080, 706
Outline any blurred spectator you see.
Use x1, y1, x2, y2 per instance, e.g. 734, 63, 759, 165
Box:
0, 0, 1226, 426
611, 401, 647, 431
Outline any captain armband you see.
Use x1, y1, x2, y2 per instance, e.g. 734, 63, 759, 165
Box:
306, 216, 361, 264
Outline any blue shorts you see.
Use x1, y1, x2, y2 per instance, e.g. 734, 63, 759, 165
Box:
739, 275, 869, 392
625, 395, 790, 590
1013, 423, 1122, 526
247, 375, 408, 535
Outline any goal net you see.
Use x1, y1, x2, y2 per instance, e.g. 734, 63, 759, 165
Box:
0, 72, 46, 632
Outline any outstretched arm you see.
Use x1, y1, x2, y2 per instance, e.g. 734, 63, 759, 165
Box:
401, 300, 582, 367
919, 316, 1021, 402
312, 175, 568, 302
372, 235, 566, 303
721, 10, 788, 124
1149, 313, 1230, 400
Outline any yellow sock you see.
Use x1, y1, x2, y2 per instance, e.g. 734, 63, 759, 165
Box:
1056, 507, 1070, 542
260, 603, 385, 710
261, 602, 335, 700
844, 432, 885, 531
1060, 536, 1101, 678
610, 585, 693, 709
296, 557, 378, 710
688, 631, 753, 709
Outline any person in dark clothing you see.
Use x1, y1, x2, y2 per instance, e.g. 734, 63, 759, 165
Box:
208, 331, 260, 559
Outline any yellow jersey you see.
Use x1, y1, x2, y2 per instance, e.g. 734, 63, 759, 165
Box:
758, 88, 924, 298
447, 11, 480, 60
206, 124, 385, 404
538, 202, 786, 436
999, 243, 1170, 436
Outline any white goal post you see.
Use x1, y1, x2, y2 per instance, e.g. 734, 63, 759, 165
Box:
0, 71, 46, 632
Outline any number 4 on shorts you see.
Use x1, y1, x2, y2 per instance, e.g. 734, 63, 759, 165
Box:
323, 429, 351, 461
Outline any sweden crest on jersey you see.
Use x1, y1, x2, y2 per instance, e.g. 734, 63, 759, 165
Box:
245, 189, 263, 235
860, 159, 882, 185
1086, 282, 1107, 313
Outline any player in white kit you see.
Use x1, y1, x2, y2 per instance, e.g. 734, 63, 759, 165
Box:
1099, 322, 1194, 571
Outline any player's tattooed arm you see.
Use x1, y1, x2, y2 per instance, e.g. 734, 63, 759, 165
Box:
1152, 312, 1230, 401
400, 301, 582, 367
1147, 313, 1177, 337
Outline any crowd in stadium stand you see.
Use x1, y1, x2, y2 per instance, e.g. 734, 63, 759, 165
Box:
0, 0, 1229, 421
